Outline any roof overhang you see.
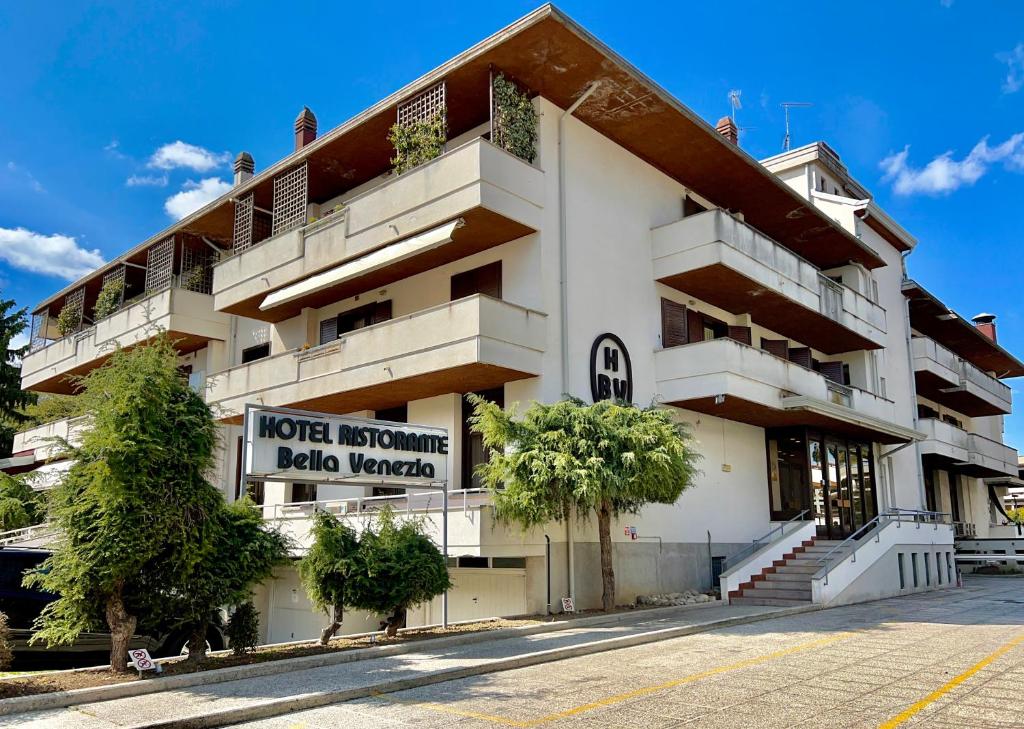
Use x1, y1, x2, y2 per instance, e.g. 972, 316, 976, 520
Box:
902, 279, 1024, 378
32, 4, 885, 316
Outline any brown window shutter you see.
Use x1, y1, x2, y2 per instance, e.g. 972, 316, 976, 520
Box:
451, 261, 502, 300
728, 325, 752, 346
761, 338, 788, 359
687, 309, 705, 343
788, 346, 812, 369
319, 317, 338, 345
372, 299, 393, 324
661, 298, 688, 348
819, 361, 845, 384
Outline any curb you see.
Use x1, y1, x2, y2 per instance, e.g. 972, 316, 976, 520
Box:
0, 601, 720, 717
128, 603, 820, 729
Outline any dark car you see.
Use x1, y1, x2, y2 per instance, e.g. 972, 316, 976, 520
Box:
0, 548, 224, 669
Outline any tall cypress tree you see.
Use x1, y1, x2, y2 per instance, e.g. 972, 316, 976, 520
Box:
0, 295, 36, 457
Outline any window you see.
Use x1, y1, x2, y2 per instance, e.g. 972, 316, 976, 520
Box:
492, 557, 527, 569
682, 194, 708, 217
375, 404, 408, 423
241, 343, 270, 363
942, 413, 963, 429
290, 483, 317, 503
451, 261, 502, 300
462, 387, 504, 489
936, 552, 943, 585
912, 553, 919, 588
660, 298, 688, 348
457, 556, 489, 569
947, 552, 954, 583
924, 553, 931, 586
246, 481, 265, 506
898, 553, 905, 589
319, 317, 338, 345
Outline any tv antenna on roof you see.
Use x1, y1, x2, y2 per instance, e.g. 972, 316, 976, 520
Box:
728, 89, 742, 121
780, 102, 812, 151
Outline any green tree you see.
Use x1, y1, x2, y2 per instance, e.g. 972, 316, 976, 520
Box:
0, 295, 35, 456
300, 506, 451, 640
0, 473, 44, 531
346, 506, 451, 637
15, 394, 84, 431
144, 499, 290, 664
25, 334, 226, 673
226, 600, 260, 656
469, 397, 699, 611
298, 509, 359, 644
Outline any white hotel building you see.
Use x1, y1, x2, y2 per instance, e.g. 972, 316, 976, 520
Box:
7, 6, 1023, 642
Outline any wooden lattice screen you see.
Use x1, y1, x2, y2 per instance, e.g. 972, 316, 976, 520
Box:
397, 81, 446, 126
101, 265, 126, 306
145, 237, 175, 293
30, 310, 49, 351
180, 243, 216, 295
233, 193, 255, 252
63, 287, 86, 331
272, 162, 308, 236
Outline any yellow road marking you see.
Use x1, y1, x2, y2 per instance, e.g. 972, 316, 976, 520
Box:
878, 631, 1024, 729
373, 631, 854, 727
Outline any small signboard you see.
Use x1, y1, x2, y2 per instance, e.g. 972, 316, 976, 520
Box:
128, 648, 161, 674
561, 597, 575, 613
625, 526, 638, 540
243, 406, 448, 485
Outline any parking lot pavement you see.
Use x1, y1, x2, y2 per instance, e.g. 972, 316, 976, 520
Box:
238, 577, 1024, 729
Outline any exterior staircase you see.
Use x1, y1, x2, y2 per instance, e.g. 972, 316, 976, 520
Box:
728, 538, 850, 606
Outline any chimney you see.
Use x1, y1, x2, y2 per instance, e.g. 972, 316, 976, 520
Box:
972, 313, 997, 342
233, 151, 254, 186
295, 107, 317, 151
716, 116, 739, 145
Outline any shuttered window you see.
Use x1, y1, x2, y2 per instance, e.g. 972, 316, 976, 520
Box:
451, 261, 502, 300
788, 347, 812, 369
818, 361, 845, 384
728, 326, 752, 345
335, 300, 393, 338
319, 317, 338, 345
660, 298, 688, 348
686, 309, 705, 344
761, 338, 789, 359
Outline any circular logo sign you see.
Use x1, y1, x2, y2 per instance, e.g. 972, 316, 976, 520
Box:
590, 333, 633, 403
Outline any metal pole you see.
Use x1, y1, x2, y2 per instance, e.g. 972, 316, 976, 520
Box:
442, 484, 449, 629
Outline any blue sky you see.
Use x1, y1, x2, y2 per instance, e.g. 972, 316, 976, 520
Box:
2, 1, 1024, 441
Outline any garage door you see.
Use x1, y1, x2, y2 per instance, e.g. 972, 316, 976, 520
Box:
415, 568, 527, 625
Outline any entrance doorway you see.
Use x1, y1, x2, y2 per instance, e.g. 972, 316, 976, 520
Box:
767, 428, 878, 540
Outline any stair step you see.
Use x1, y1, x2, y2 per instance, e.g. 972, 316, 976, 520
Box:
799, 545, 851, 553
764, 572, 813, 583
748, 586, 812, 599
774, 564, 820, 574
730, 596, 811, 607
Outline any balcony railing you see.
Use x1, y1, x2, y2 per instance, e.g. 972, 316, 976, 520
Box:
918, 417, 1018, 477
912, 336, 1011, 416
652, 210, 886, 353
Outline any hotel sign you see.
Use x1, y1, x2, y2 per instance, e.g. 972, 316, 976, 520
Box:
243, 406, 448, 485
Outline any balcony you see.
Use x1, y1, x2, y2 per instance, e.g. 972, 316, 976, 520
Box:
11, 416, 89, 463
21, 287, 230, 394
918, 417, 1018, 478
655, 338, 917, 443
258, 489, 542, 558
206, 295, 546, 421
652, 210, 886, 354
912, 337, 1012, 417
212, 138, 544, 322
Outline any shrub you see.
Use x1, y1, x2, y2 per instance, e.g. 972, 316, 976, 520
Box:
388, 110, 447, 175
226, 601, 260, 656
92, 279, 123, 320
55, 305, 81, 337
492, 74, 539, 163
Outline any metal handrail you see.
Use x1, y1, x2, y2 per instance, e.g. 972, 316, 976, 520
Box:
816, 509, 951, 585
723, 510, 809, 571
256, 488, 492, 523
0, 522, 54, 546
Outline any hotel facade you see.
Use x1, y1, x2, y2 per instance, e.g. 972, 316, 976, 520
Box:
7, 6, 1023, 643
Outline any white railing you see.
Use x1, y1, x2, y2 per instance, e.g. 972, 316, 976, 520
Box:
256, 488, 493, 523
0, 522, 54, 546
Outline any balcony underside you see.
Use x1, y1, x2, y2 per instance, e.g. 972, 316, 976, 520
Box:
914, 370, 1007, 417
26, 331, 212, 395
666, 393, 912, 444
222, 207, 534, 322
217, 362, 533, 425
921, 452, 1013, 480
659, 265, 881, 355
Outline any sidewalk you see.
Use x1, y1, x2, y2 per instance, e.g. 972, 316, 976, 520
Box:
1, 601, 815, 729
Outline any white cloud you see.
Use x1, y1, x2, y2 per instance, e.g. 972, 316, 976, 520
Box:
998, 43, 1024, 94
0, 227, 105, 280
126, 174, 168, 188
164, 178, 232, 220
879, 133, 1024, 195
148, 141, 230, 172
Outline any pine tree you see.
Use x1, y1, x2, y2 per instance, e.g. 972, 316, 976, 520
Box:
0, 295, 35, 456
